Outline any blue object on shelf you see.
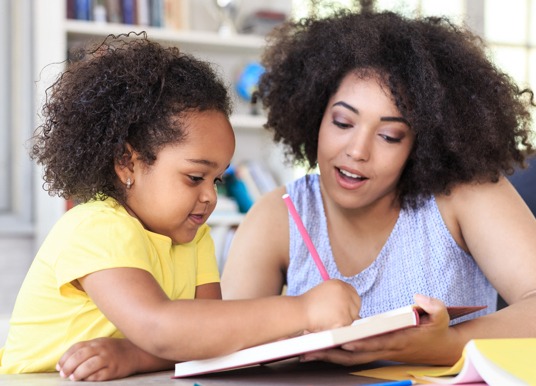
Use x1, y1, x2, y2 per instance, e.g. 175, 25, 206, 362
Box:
235, 62, 265, 102
223, 166, 253, 213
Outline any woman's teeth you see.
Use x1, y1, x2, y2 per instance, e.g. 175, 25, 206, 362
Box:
339, 168, 363, 179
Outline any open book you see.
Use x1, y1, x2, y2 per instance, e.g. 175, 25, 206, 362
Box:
174, 305, 485, 378
410, 338, 536, 386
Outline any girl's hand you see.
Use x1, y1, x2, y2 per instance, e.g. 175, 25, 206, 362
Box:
57, 337, 174, 381
301, 279, 361, 333
300, 294, 460, 366
57, 337, 138, 381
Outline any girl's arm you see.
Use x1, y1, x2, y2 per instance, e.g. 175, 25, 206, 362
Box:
58, 189, 360, 381
57, 282, 223, 381
57, 337, 175, 381
78, 269, 359, 361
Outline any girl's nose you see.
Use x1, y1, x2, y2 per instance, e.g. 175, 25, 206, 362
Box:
200, 182, 218, 205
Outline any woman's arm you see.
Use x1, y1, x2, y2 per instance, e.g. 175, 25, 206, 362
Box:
222, 186, 290, 299
436, 177, 536, 344
305, 177, 536, 366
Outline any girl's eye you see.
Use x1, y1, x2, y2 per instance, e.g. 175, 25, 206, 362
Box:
332, 120, 352, 129
214, 177, 223, 186
380, 134, 402, 144
189, 175, 204, 183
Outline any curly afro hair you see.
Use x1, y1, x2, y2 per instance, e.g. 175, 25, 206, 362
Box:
257, 10, 535, 208
31, 32, 232, 204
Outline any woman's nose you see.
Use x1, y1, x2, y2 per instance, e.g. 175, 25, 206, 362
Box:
345, 131, 371, 161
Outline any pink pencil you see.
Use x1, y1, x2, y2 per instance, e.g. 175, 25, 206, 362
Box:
282, 194, 330, 281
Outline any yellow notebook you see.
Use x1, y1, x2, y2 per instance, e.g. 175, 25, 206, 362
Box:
410, 338, 536, 385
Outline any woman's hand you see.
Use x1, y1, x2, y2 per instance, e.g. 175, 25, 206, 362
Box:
300, 294, 462, 366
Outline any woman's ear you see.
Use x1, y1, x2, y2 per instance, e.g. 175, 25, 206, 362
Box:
114, 143, 135, 187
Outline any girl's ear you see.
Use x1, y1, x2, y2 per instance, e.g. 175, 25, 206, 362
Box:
114, 143, 135, 186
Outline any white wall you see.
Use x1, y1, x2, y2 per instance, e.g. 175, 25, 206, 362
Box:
0, 237, 33, 316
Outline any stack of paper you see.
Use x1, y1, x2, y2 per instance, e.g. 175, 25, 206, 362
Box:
353, 338, 536, 386
411, 339, 536, 385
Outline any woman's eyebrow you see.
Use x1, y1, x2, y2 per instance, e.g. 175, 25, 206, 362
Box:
381, 116, 411, 127
332, 101, 410, 127
332, 101, 358, 113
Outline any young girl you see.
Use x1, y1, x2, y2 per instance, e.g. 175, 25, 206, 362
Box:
221, 10, 536, 366
0, 34, 360, 381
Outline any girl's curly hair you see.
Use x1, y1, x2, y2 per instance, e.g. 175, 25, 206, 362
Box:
31, 32, 232, 204
257, 10, 535, 208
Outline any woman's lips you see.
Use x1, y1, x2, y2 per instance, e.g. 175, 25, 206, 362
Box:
336, 167, 368, 189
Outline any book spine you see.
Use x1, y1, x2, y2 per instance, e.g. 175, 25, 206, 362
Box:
66, 0, 77, 19
164, 0, 189, 30
105, 0, 123, 23
248, 160, 278, 194
149, 0, 164, 27
136, 0, 150, 26
235, 162, 262, 201
76, 0, 92, 20
122, 0, 136, 24
93, 0, 108, 23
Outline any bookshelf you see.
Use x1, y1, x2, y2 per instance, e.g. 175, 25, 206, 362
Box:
64, 19, 266, 52
33, 0, 293, 247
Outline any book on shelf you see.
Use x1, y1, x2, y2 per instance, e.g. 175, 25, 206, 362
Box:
148, 0, 164, 27
246, 160, 278, 195
74, 0, 92, 20
163, 0, 189, 30
208, 224, 236, 274
173, 305, 485, 378
409, 338, 536, 386
136, 0, 150, 26
235, 162, 262, 201
67, 0, 76, 19
233, 160, 279, 203
105, 0, 123, 24
67, 0, 190, 30
121, 0, 137, 25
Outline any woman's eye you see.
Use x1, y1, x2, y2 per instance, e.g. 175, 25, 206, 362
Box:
332, 120, 352, 129
380, 134, 402, 143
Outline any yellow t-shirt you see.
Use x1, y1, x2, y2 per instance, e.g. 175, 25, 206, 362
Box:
0, 198, 219, 373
